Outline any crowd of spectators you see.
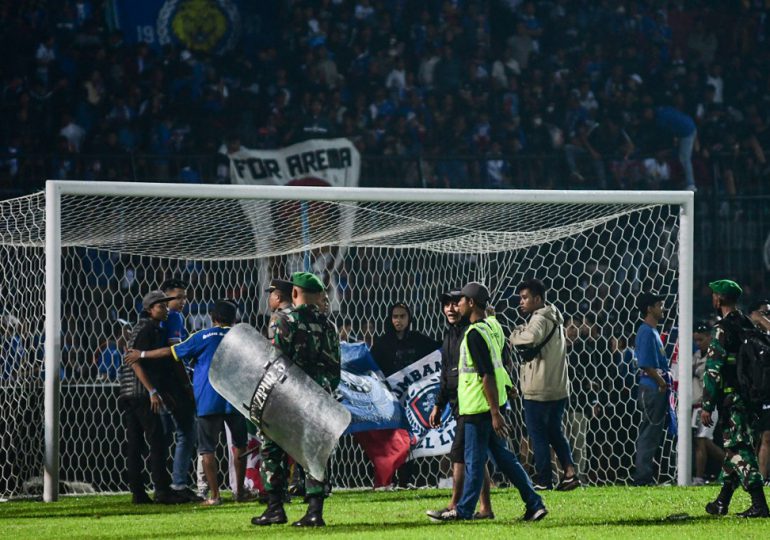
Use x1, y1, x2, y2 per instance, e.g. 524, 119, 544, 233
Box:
2, 1, 770, 193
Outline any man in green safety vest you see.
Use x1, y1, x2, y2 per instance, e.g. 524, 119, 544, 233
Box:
429, 281, 547, 523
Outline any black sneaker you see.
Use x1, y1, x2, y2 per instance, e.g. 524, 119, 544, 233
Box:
472, 511, 495, 520
173, 487, 203, 502
523, 506, 548, 522
556, 475, 580, 492
426, 507, 452, 519
154, 490, 187, 505
532, 483, 552, 491
428, 508, 468, 522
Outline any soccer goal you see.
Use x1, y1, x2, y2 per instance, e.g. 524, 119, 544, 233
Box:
0, 181, 693, 501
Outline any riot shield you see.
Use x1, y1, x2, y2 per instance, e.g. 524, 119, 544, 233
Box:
209, 323, 350, 481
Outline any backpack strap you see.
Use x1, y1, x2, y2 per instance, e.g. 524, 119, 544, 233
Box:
517, 318, 559, 362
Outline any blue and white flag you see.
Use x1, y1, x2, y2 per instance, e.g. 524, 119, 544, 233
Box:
338, 342, 405, 434
386, 350, 456, 458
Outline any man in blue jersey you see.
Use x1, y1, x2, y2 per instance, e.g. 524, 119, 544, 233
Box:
158, 278, 200, 502
126, 299, 249, 506
632, 291, 671, 486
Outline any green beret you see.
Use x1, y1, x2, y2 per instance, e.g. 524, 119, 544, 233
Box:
291, 271, 325, 293
708, 279, 743, 297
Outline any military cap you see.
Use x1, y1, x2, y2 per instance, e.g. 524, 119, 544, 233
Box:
291, 271, 325, 293
265, 278, 293, 295
708, 279, 742, 297
460, 282, 490, 305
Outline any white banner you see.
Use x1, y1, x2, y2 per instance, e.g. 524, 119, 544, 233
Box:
386, 350, 456, 459
229, 138, 360, 187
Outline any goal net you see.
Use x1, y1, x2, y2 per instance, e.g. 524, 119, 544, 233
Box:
0, 182, 693, 499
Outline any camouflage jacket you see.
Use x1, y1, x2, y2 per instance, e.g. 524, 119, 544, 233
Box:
702, 310, 754, 413
271, 303, 341, 393
267, 304, 293, 340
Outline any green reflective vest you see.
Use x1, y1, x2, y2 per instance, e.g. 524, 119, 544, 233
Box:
458, 317, 512, 415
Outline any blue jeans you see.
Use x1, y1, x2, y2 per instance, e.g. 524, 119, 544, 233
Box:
678, 130, 696, 189
522, 398, 575, 487
456, 415, 543, 519
633, 385, 668, 485
161, 406, 197, 489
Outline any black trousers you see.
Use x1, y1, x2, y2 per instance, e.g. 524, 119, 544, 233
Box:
120, 397, 170, 495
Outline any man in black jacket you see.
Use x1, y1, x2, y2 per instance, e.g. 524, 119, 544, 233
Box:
117, 290, 185, 505
426, 290, 494, 520
370, 301, 440, 487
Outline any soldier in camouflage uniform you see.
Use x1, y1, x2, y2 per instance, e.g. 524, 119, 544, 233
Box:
265, 278, 293, 340
701, 280, 769, 518
265, 277, 307, 496
252, 272, 341, 528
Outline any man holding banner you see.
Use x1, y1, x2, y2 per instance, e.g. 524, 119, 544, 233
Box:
427, 290, 494, 520
431, 282, 547, 523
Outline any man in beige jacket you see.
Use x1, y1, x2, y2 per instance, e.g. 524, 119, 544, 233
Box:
509, 278, 579, 491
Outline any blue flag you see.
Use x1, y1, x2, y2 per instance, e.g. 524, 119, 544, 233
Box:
338, 342, 405, 434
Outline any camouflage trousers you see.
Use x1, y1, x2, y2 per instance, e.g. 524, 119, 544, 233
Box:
720, 405, 763, 490
260, 436, 326, 497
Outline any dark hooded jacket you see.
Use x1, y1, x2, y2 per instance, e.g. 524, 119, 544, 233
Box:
370, 302, 441, 377
434, 320, 468, 415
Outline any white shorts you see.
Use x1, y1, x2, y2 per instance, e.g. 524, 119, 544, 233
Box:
691, 407, 717, 440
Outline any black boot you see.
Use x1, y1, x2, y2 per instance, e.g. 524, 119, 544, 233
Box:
705, 477, 737, 516
251, 493, 288, 526
736, 486, 770, 518
292, 495, 326, 527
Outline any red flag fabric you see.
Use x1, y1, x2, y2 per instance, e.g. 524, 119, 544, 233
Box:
353, 428, 411, 487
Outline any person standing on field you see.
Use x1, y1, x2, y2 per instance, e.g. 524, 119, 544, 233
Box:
431, 282, 546, 523
702, 280, 768, 518
125, 300, 251, 507
158, 278, 200, 502
691, 322, 724, 485
632, 291, 671, 486
118, 290, 186, 505
509, 278, 578, 491
252, 272, 341, 527
427, 289, 494, 520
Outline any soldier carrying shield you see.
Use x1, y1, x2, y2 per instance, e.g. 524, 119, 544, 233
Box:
252, 271, 341, 527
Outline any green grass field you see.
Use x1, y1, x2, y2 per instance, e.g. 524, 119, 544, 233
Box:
1, 486, 768, 539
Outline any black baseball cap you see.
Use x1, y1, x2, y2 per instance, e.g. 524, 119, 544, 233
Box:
210, 299, 237, 324
460, 282, 490, 306
637, 291, 664, 316
440, 289, 462, 304
265, 278, 293, 295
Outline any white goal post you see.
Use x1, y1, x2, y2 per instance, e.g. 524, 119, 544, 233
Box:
10, 181, 696, 501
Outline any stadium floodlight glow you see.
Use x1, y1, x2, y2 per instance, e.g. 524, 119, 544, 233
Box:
0, 181, 693, 501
